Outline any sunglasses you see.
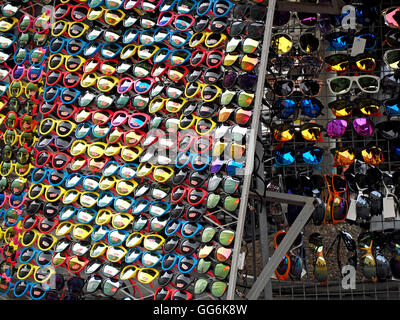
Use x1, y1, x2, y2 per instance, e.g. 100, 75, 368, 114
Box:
325, 53, 377, 72
272, 97, 324, 119
189, 32, 227, 48
270, 78, 323, 98
271, 33, 319, 55
325, 31, 376, 51
273, 122, 324, 142
22, 215, 60, 234
153, 48, 192, 65
329, 98, 381, 117
48, 53, 86, 73
273, 10, 318, 27
327, 75, 380, 95
54, 3, 89, 21
20, 230, 59, 251
274, 146, 324, 166
326, 118, 374, 138
51, 20, 90, 38
17, 14, 50, 34
308, 233, 328, 284
382, 7, 400, 28
196, 0, 233, 17
13, 280, 50, 300
157, 11, 195, 31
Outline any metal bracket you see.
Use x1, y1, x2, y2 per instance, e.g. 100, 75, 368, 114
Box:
245, 192, 316, 300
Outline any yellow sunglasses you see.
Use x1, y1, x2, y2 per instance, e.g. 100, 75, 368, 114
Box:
28, 183, 66, 202
87, 7, 126, 26
189, 32, 227, 48
178, 113, 216, 135
3, 130, 38, 147
120, 265, 159, 284
39, 118, 77, 137
16, 263, 56, 283
105, 143, 144, 162
184, 81, 221, 102
48, 53, 86, 72
99, 175, 139, 196
148, 96, 188, 114
62, 189, 100, 208
89, 241, 128, 263
20, 230, 58, 251
55, 221, 93, 240
51, 20, 90, 38
136, 162, 174, 183
0, 16, 18, 32
125, 232, 165, 250
80, 73, 119, 92
8, 80, 43, 99
0, 161, 34, 177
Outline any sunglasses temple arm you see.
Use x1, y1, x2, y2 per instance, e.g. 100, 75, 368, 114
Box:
325, 234, 339, 258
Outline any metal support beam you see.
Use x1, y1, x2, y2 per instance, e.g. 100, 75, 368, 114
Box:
226, 0, 277, 300
245, 193, 315, 300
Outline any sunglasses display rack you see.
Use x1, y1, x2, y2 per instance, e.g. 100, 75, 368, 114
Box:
249, 0, 400, 297
0, 0, 274, 301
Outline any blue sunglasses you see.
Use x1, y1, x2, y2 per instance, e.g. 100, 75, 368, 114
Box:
18, 247, 53, 266
164, 219, 203, 238
161, 252, 198, 273
75, 122, 113, 140
42, 85, 81, 104
31, 167, 68, 186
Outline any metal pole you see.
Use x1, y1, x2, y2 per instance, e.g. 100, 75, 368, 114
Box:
226, 0, 277, 300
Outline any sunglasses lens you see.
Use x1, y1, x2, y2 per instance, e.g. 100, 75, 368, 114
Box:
299, 33, 319, 53
353, 118, 374, 137
386, 50, 400, 69
271, 34, 292, 54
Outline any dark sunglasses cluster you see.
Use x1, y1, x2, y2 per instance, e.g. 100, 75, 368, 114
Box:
0, 0, 265, 301
275, 230, 400, 285
264, 3, 400, 171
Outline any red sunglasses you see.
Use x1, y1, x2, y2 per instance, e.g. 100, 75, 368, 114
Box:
45, 69, 83, 88
154, 286, 193, 300
51, 251, 90, 274
171, 185, 207, 205
190, 47, 225, 68
151, 62, 189, 82
117, 76, 157, 95
110, 110, 151, 130
54, 3, 89, 22
177, 132, 214, 153
33, 149, 73, 170
22, 215, 60, 234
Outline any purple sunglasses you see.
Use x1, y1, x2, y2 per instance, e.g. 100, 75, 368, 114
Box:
326, 118, 374, 138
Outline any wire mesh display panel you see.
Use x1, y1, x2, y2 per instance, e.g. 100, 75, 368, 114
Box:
240, 0, 400, 300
